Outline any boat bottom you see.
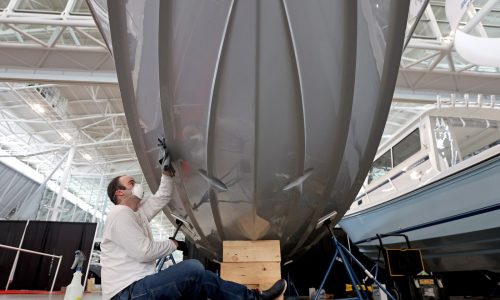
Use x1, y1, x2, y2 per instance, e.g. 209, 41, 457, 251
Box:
358, 227, 500, 272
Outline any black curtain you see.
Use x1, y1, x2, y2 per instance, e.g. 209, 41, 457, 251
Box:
0, 220, 96, 291
0, 221, 27, 288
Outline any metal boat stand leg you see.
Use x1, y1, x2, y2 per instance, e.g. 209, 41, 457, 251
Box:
336, 241, 396, 299
314, 222, 364, 300
314, 247, 342, 300
336, 236, 368, 299
314, 220, 396, 300
286, 270, 300, 298
156, 219, 183, 272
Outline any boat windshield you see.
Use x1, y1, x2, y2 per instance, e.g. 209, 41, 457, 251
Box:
432, 116, 500, 168
367, 129, 421, 184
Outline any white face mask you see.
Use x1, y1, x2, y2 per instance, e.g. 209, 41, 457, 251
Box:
131, 184, 144, 199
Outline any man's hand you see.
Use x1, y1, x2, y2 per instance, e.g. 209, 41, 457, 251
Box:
158, 136, 175, 177
169, 237, 188, 255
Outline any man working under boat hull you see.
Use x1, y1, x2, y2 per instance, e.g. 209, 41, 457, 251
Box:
100, 139, 286, 299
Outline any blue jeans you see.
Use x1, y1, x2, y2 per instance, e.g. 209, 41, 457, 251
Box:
112, 259, 257, 300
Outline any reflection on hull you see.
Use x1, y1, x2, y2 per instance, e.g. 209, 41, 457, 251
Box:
90, 0, 409, 259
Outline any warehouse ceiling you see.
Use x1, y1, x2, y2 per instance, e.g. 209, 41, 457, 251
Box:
0, 0, 499, 236
399, 0, 500, 94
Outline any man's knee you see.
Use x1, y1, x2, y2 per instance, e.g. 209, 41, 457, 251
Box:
181, 259, 204, 273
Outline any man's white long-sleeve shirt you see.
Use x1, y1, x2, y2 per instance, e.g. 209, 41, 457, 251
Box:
101, 175, 177, 299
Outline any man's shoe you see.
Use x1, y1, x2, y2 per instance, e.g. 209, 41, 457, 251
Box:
258, 279, 287, 300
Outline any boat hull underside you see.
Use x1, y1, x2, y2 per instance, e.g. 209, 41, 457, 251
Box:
102, 0, 409, 259
358, 226, 500, 272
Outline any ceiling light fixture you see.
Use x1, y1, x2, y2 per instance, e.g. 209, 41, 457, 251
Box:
61, 132, 72, 141
32, 103, 45, 114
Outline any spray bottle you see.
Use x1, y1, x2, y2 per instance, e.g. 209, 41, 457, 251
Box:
64, 250, 86, 300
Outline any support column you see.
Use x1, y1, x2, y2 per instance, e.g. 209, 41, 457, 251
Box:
92, 175, 105, 223
70, 201, 78, 222
51, 146, 75, 221
97, 176, 110, 237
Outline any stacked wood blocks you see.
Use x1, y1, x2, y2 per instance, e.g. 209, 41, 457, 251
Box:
220, 240, 282, 298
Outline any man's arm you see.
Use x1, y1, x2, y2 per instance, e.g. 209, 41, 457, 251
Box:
110, 209, 177, 262
140, 172, 174, 221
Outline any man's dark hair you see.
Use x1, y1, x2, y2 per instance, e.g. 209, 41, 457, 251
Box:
107, 176, 125, 204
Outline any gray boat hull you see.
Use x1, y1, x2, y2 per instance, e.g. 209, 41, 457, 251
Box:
90, 0, 409, 259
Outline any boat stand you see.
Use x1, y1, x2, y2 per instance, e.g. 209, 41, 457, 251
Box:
156, 218, 183, 272
314, 219, 396, 300
287, 273, 300, 298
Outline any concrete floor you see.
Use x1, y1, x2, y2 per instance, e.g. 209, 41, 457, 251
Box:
0, 293, 101, 300
449, 298, 499, 300
0, 294, 497, 299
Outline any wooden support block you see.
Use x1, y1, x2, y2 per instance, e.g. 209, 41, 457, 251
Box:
245, 284, 260, 290
221, 240, 283, 299
223, 240, 281, 262
220, 262, 281, 285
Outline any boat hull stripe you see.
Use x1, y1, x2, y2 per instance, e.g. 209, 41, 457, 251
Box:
355, 201, 500, 244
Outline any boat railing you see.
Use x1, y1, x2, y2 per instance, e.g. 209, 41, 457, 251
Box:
436, 93, 500, 109
354, 93, 500, 207
356, 144, 500, 209
356, 152, 430, 202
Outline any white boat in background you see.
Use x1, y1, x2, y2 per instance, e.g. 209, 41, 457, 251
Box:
340, 96, 500, 272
